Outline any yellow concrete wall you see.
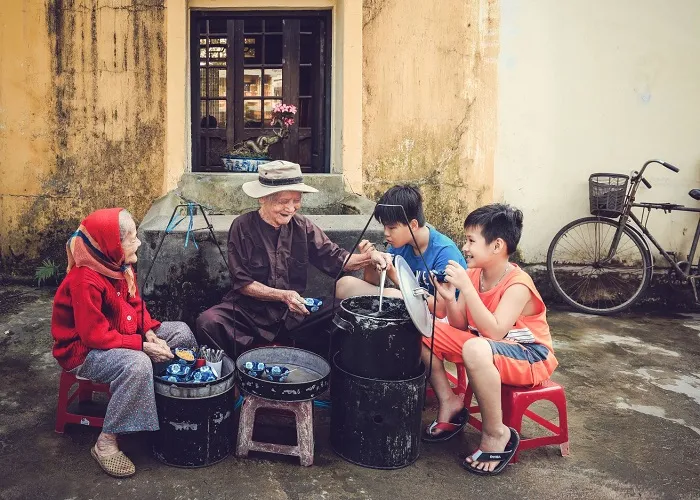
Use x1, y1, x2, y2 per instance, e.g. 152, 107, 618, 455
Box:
0, 0, 167, 273
362, 0, 499, 242
495, 0, 700, 262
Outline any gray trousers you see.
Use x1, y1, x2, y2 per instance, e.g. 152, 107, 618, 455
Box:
72, 321, 196, 434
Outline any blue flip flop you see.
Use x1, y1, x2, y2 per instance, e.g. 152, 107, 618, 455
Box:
462, 427, 520, 476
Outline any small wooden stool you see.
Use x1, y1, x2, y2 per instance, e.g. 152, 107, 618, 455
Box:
55, 370, 111, 433
236, 394, 314, 466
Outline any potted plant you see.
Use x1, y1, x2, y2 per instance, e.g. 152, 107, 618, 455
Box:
221, 103, 297, 172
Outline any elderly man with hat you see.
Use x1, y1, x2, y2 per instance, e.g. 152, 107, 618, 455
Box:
195, 160, 391, 356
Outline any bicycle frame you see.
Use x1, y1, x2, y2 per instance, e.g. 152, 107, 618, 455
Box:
602, 160, 700, 280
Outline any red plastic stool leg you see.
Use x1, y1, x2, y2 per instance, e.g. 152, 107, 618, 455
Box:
55, 371, 75, 433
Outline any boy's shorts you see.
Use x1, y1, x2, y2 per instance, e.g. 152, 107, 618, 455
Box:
422, 322, 557, 387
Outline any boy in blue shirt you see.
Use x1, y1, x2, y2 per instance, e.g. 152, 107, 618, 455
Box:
336, 185, 466, 299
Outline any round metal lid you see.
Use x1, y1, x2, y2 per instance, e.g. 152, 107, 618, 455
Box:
394, 255, 433, 338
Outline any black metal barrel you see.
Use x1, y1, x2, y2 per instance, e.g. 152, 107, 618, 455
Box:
333, 296, 422, 380
330, 353, 425, 469
152, 356, 236, 468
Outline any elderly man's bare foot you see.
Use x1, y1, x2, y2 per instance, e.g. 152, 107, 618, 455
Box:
466, 423, 512, 472
427, 396, 466, 437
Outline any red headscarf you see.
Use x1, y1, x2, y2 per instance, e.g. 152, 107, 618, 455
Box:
66, 208, 137, 297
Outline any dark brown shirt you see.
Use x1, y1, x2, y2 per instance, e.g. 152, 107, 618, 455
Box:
224, 210, 349, 336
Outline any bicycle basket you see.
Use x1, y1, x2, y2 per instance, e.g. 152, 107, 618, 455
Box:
589, 173, 629, 218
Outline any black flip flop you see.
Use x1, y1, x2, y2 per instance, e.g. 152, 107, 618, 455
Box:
422, 408, 469, 443
461, 427, 520, 476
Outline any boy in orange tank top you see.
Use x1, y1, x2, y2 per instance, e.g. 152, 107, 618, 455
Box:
421, 204, 558, 476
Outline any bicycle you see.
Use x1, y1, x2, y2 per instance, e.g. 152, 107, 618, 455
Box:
546, 159, 700, 314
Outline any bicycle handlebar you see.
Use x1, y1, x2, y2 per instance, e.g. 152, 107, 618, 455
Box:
661, 161, 680, 173
641, 177, 652, 189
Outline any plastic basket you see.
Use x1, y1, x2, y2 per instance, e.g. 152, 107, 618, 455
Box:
589, 173, 629, 218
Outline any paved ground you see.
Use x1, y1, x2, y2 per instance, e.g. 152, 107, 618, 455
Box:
1, 284, 699, 500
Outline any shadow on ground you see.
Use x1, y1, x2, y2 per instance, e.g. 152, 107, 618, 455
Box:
1, 285, 699, 500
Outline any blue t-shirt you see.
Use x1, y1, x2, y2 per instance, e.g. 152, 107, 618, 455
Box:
387, 226, 467, 294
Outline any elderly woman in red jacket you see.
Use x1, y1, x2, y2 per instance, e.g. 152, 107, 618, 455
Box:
51, 208, 196, 478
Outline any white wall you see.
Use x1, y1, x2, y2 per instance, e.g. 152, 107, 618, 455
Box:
495, 0, 700, 263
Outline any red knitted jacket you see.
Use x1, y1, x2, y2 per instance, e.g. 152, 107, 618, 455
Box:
51, 266, 160, 371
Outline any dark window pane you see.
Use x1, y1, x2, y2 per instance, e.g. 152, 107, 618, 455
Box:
244, 18, 262, 33
207, 137, 227, 167
265, 18, 282, 32
300, 35, 313, 64
244, 36, 262, 64
300, 66, 312, 97
299, 98, 311, 128
209, 18, 227, 34
244, 100, 262, 128
264, 34, 282, 64
198, 19, 206, 34
200, 100, 207, 125
300, 18, 315, 33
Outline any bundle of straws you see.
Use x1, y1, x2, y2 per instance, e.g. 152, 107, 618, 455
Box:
199, 345, 224, 363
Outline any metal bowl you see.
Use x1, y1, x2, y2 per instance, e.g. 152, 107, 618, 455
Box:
236, 347, 331, 401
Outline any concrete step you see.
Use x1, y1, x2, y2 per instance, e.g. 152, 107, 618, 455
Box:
137, 213, 385, 326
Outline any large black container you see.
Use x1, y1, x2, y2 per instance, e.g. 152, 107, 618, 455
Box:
334, 295, 422, 380
330, 353, 426, 469
152, 356, 236, 468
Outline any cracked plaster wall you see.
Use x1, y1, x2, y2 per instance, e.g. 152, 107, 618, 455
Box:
0, 0, 166, 274
362, 0, 499, 243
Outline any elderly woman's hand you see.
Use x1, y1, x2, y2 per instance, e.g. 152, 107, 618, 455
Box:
143, 342, 174, 363
280, 290, 310, 316
145, 329, 169, 351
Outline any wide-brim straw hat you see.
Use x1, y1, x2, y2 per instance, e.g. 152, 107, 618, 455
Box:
242, 160, 319, 198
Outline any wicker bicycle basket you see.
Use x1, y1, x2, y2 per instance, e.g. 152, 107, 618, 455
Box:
589, 173, 629, 218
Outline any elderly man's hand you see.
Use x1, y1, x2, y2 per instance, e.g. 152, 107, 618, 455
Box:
370, 251, 393, 272
358, 239, 376, 254
281, 290, 310, 316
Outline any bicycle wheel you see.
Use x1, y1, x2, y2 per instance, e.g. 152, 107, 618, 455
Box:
547, 217, 652, 314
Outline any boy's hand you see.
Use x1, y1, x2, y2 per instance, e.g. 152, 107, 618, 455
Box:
445, 260, 472, 291
434, 277, 457, 303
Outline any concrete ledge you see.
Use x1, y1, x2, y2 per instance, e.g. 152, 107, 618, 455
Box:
177, 173, 373, 215
137, 213, 385, 326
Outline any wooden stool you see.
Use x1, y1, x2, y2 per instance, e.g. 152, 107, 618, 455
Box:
55, 370, 111, 433
236, 394, 314, 466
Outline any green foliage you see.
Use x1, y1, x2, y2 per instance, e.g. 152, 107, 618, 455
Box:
35, 259, 64, 287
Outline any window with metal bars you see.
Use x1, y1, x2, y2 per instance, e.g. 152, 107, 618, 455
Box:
191, 12, 331, 173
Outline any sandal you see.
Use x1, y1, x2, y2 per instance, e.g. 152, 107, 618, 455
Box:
461, 427, 520, 476
91, 446, 136, 478
422, 407, 469, 443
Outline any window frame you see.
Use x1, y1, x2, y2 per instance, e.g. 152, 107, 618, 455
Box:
190, 10, 332, 173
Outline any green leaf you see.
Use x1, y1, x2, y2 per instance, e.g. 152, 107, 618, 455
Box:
35, 259, 63, 286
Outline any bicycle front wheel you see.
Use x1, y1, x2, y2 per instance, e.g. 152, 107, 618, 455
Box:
547, 217, 652, 314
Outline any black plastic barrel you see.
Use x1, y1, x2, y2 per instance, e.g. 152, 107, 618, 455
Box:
152, 356, 236, 468
330, 353, 425, 469
333, 296, 422, 380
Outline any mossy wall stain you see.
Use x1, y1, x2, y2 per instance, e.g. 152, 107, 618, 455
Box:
0, 0, 167, 274
362, 0, 499, 244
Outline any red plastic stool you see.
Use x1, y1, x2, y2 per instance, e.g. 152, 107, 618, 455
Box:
236, 394, 314, 466
55, 370, 111, 433
464, 376, 569, 463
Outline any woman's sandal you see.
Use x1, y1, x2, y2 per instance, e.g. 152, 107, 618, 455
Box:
461, 427, 520, 476
91, 446, 136, 478
422, 408, 469, 443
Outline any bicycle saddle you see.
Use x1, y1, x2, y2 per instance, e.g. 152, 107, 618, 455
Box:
690, 189, 700, 201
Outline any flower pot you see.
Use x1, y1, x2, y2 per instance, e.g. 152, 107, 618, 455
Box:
220, 156, 269, 172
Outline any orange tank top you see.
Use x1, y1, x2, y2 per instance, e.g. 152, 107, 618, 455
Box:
465, 265, 555, 353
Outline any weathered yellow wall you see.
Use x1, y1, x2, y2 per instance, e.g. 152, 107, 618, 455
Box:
0, 0, 167, 274
362, 0, 499, 242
